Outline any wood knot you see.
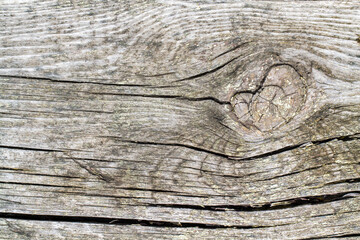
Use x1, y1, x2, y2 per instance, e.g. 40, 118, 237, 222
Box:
231, 64, 307, 132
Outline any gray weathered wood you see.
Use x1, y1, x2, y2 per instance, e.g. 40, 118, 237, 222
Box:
0, 0, 359, 239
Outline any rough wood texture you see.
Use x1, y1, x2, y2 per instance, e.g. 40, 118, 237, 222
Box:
0, 0, 360, 239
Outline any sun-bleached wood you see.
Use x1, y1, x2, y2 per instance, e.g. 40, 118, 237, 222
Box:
0, 0, 359, 239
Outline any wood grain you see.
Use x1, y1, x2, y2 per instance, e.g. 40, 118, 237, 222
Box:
0, 0, 360, 239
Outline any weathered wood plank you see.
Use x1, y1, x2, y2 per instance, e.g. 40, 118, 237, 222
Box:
0, 0, 360, 239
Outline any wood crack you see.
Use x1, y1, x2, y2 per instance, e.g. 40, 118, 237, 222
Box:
301, 233, 360, 239
175, 56, 240, 82
212, 41, 252, 60
69, 158, 113, 182
117, 187, 181, 194
0, 181, 81, 188
256, 165, 323, 182
233, 133, 360, 161
89, 92, 229, 105
0, 170, 83, 179
111, 138, 233, 159
325, 177, 360, 185
110, 133, 359, 162
0, 74, 151, 87
0, 145, 62, 152
147, 191, 360, 212
0, 212, 270, 229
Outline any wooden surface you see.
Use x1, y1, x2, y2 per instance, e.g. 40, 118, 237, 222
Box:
0, 0, 360, 239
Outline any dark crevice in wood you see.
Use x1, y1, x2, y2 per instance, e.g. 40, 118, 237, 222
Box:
90, 92, 230, 105
147, 191, 360, 212
301, 233, 360, 239
135, 72, 176, 77
325, 177, 360, 185
117, 187, 180, 194
0, 170, 83, 179
63, 109, 114, 114
256, 165, 323, 181
70, 158, 113, 182
0, 212, 268, 229
63, 157, 117, 163
0, 74, 151, 87
175, 56, 240, 82
173, 194, 210, 198
113, 133, 359, 162
234, 133, 360, 160
0, 74, 58, 82
0, 181, 81, 188
212, 41, 252, 60
0, 145, 62, 152
0, 198, 22, 204
64, 192, 151, 200
312, 133, 360, 144
231, 141, 303, 159
200, 169, 266, 179
356, 35, 360, 44
0, 74, 228, 104
0, 167, 26, 171
113, 138, 233, 159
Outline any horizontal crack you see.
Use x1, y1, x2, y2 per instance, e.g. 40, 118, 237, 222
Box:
0, 74, 151, 87
325, 177, 360, 185
231, 142, 304, 161
118, 187, 181, 194
301, 233, 360, 239
0, 170, 83, 179
89, 92, 229, 105
212, 41, 252, 60
312, 133, 360, 144
0, 181, 81, 188
0, 145, 62, 152
148, 191, 360, 212
107, 133, 359, 162
1, 74, 228, 105
108, 138, 233, 159
135, 72, 176, 78
233, 133, 360, 161
0, 212, 265, 229
175, 56, 240, 82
